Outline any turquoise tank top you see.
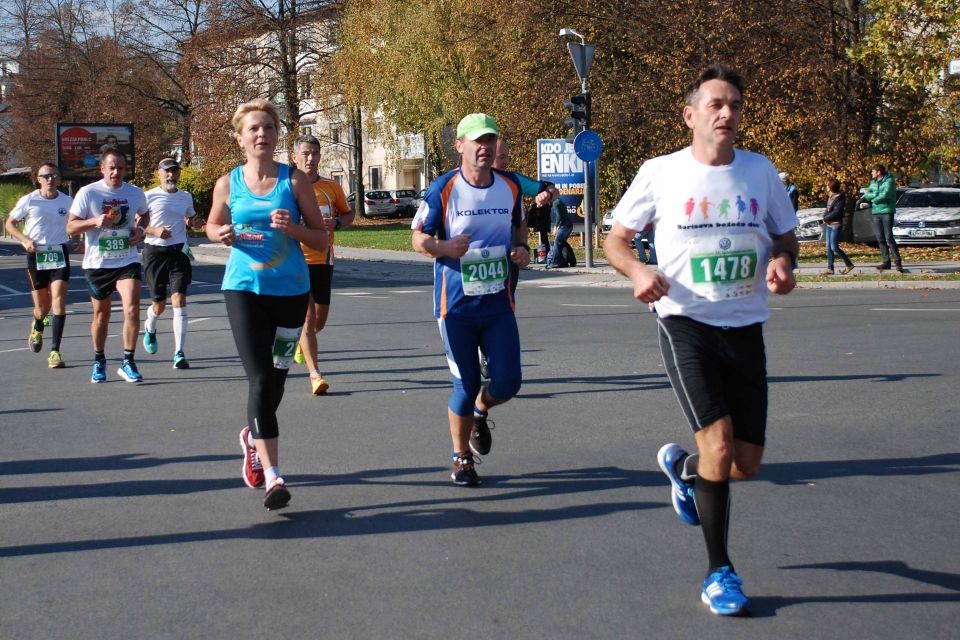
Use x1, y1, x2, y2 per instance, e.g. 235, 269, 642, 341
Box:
222, 163, 309, 295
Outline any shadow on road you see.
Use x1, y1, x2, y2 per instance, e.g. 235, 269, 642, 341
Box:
2, 453, 237, 476
760, 452, 960, 485
0, 465, 663, 557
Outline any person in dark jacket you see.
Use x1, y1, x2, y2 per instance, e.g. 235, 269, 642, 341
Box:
546, 198, 573, 267
820, 179, 854, 275
861, 163, 902, 272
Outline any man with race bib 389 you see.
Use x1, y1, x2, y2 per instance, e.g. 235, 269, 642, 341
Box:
67, 150, 149, 384
604, 64, 799, 617
412, 113, 530, 486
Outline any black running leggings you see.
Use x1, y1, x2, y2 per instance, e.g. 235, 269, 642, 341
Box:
224, 290, 309, 440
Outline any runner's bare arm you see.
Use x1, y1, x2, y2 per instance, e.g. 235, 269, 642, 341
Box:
412, 230, 470, 258
604, 221, 669, 303
285, 169, 329, 252
206, 174, 235, 246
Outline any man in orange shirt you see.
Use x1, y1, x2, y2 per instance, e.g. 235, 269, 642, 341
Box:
292, 135, 354, 394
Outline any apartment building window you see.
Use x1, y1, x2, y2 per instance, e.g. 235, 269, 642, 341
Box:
299, 74, 313, 99
369, 166, 381, 190
331, 172, 343, 187
301, 126, 313, 136
330, 123, 341, 145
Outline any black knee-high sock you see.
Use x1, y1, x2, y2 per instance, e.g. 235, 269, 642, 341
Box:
695, 476, 732, 573
51, 314, 66, 351
33, 317, 44, 332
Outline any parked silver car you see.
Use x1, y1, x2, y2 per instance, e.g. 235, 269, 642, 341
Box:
390, 189, 418, 216
795, 202, 827, 242
347, 190, 397, 217
892, 188, 960, 245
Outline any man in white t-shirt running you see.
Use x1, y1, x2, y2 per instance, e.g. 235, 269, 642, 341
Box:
140, 157, 200, 369
5, 163, 74, 368
604, 64, 799, 617
67, 150, 149, 384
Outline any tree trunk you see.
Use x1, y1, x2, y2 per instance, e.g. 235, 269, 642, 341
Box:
351, 105, 364, 217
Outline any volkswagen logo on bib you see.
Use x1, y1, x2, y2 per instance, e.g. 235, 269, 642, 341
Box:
719, 237, 732, 251
481, 249, 490, 258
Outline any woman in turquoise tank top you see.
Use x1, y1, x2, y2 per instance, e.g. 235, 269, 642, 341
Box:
206, 99, 329, 511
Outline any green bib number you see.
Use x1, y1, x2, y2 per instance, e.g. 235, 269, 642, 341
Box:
691, 251, 757, 284
99, 230, 130, 260
36, 245, 66, 271
272, 335, 298, 359
461, 246, 508, 296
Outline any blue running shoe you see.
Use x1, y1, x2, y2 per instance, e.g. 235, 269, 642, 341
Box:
117, 359, 144, 384
657, 442, 699, 525
143, 330, 158, 354
172, 351, 189, 369
701, 566, 750, 616
90, 359, 106, 384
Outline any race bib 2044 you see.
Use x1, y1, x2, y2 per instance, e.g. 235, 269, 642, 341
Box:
460, 245, 507, 296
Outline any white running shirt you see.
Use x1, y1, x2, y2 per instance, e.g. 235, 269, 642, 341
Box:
613, 147, 798, 327
9, 190, 72, 245
143, 187, 196, 246
70, 180, 148, 269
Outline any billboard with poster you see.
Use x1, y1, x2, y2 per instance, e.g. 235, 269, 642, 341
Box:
56, 123, 135, 180
537, 138, 597, 231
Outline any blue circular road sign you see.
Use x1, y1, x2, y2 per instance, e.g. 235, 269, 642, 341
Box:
573, 130, 603, 162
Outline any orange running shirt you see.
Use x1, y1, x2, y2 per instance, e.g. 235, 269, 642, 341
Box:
302, 177, 351, 265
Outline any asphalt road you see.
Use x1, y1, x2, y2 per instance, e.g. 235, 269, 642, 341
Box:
1, 246, 957, 639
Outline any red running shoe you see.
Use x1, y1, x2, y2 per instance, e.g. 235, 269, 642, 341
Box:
263, 478, 291, 511
239, 426, 264, 489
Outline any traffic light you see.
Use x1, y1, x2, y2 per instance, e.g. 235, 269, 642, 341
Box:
563, 92, 591, 143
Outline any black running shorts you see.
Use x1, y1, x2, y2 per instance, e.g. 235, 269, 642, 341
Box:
142, 243, 192, 302
84, 263, 142, 300
308, 264, 333, 305
657, 315, 768, 446
26, 244, 71, 290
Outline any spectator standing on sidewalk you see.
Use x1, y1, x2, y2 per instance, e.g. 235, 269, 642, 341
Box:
546, 198, 573, 268
821, 179, 854, 275
861, 163, 902, 272
779, 172, 799, 212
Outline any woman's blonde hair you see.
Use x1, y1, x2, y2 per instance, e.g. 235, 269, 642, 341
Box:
231, 99, 281, 134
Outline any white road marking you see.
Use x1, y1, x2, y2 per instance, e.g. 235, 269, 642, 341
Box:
335, 292, 372, 296
187, 317, 210, 325
390, 290, 424, 294
560, 303, 634, 308
870, 308, 960, 312
0, 346, 29, 354
537, 284, 572, 289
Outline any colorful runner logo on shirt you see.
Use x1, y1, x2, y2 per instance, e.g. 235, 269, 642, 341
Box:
102, 199, 130, 226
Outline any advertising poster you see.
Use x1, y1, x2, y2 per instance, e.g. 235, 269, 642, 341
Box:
56, 123, 135, 179
537, 138, 597, 231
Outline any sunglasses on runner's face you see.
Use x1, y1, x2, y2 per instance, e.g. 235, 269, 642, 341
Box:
38, 174, 59, 179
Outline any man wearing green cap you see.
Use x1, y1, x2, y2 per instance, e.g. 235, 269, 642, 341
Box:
412, 113, 530, 486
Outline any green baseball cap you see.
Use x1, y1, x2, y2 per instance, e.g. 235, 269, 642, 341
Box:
456, 113, 500, 140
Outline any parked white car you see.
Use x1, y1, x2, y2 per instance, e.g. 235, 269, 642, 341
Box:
892, 188, 960, 244
795, 202, 826, 242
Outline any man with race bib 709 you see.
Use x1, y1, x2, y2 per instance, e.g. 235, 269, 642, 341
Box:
5, 163, 74, 368
67, 150, 149, 384
604, 64, 799, 617
412, 113, 530, 486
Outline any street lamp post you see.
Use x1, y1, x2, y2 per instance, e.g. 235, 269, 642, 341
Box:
559, 28, 598, 268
